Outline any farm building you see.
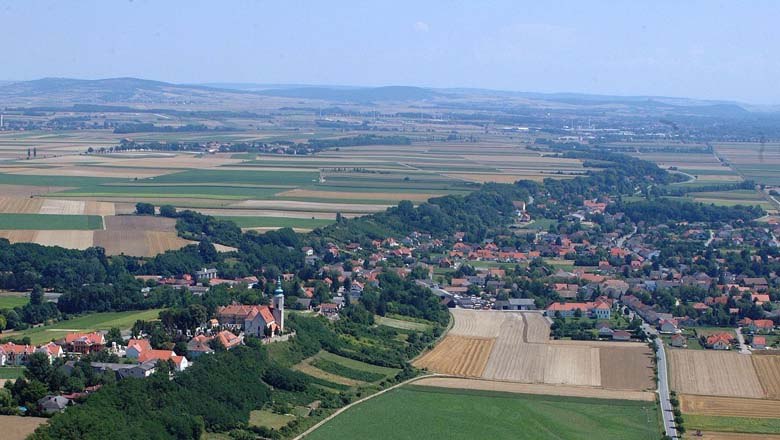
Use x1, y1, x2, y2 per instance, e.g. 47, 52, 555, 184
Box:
494, 298, 536, 310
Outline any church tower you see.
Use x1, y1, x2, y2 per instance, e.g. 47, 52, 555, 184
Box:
273, 276, 285, 333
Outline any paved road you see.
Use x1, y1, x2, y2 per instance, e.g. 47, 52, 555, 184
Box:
639, 320, 678, 438
735, 327, 751, 355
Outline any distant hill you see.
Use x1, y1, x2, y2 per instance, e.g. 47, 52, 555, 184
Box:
0, 77, 763, 117
253, 85, 443, 102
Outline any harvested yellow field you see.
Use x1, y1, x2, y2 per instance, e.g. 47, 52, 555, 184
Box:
0, 415, 47, 440
84, 200, 115, 216
39, 199, 86, 215
195, 208, 340, 219
34, 230, 94, 249
753, 355, 780, 399
0, 197, 44, 213
145, 231, 194, 256
0, 230, 37, 243
276, 188, 441, 202
414, 335, 495, 377
10, 166, 173, 178
413, 377, 655, 402
668, 350, 764, 398
449, 309, 511, 338
680, 394, 780, 418
437, 310, 653, 391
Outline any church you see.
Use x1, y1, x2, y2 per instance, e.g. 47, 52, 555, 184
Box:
215, 278, 285, 336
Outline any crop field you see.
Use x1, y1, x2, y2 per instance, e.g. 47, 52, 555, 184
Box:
697, 433, 780, 440
684, 414, 780, 435
0, 213, 102, 229
415, 310, 654, 392
0, 292, 29, 309
753, 355, 780, 399
715, 142, 780, 186
681, 189, 774, 210
668, 350, 764, 398
94, 216, 194, 257
376, 315, 433, 331
0, 135, 585, 252
9, 309, 162, 345
293, 350, 399, 387
415, 335, 496, 377
680, 394, 780, 418
305, 386, 660, 440
0, 415, 48, 440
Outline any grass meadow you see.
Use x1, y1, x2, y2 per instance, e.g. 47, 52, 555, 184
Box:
305, 386, 660, 440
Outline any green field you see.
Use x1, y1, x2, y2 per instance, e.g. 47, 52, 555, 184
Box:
306, 386, 660, 440
58, 185, 282, 199
216, 216, 334, 229
12, 309, 162, 344
0, 213, 103, 230
0, 366, 25, 379
684, 414, 780, 434
248, 410, 295, 430
313, 351, 398, 380
147, 169, 320, 186
0, 293, 29, 309
376, 315, 433, 331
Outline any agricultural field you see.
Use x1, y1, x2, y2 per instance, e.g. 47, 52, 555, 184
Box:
7, 309, 162, 345
293, 350, 399, 388
375, 315, 434, 331
414, 310, 654, 396
0, 133, 584, 253
0, 291, 29, 309
0, 415, 48, 440
715, 142, 780, 186
668, 351, 780, 399
305, 386, 660, 440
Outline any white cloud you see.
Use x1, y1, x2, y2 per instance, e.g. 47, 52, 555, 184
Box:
414, 21, 429, 32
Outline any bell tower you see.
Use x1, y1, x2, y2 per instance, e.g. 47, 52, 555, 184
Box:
273, 276, 285, 332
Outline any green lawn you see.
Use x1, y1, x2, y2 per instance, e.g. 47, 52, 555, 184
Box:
248, 410, 295, 430
216, 216, 334, 229
13, 309, 162, 345
306, 386, 660, 440
0, 366, 25, 379
0, 213, 103, 230
684, 414, 780, 434
376, 315, 433, 331
0, 293, 29, 309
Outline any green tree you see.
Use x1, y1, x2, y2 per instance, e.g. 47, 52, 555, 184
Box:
30, 284, 44, 306
106, 327, 123, 347
135, 202, 155, 215
159, 205, 177, 218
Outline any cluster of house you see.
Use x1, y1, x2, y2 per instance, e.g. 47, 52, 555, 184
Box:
544, 296, 614, 319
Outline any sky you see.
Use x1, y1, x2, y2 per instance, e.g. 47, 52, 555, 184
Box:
1, 0, 779, 104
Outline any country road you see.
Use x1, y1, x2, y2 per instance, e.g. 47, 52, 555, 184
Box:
735, 327, 751, 355
636, 316, 677, 438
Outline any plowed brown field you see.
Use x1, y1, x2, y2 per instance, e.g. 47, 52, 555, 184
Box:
0, 197, 43, 213
414, 335, 495, 377
600, 347, 655, 390
680, 394, 780, 418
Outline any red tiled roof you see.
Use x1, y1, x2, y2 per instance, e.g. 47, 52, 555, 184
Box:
64, 332, 105, 345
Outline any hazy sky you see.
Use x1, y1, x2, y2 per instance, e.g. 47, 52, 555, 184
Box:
2, 0, 779, 103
